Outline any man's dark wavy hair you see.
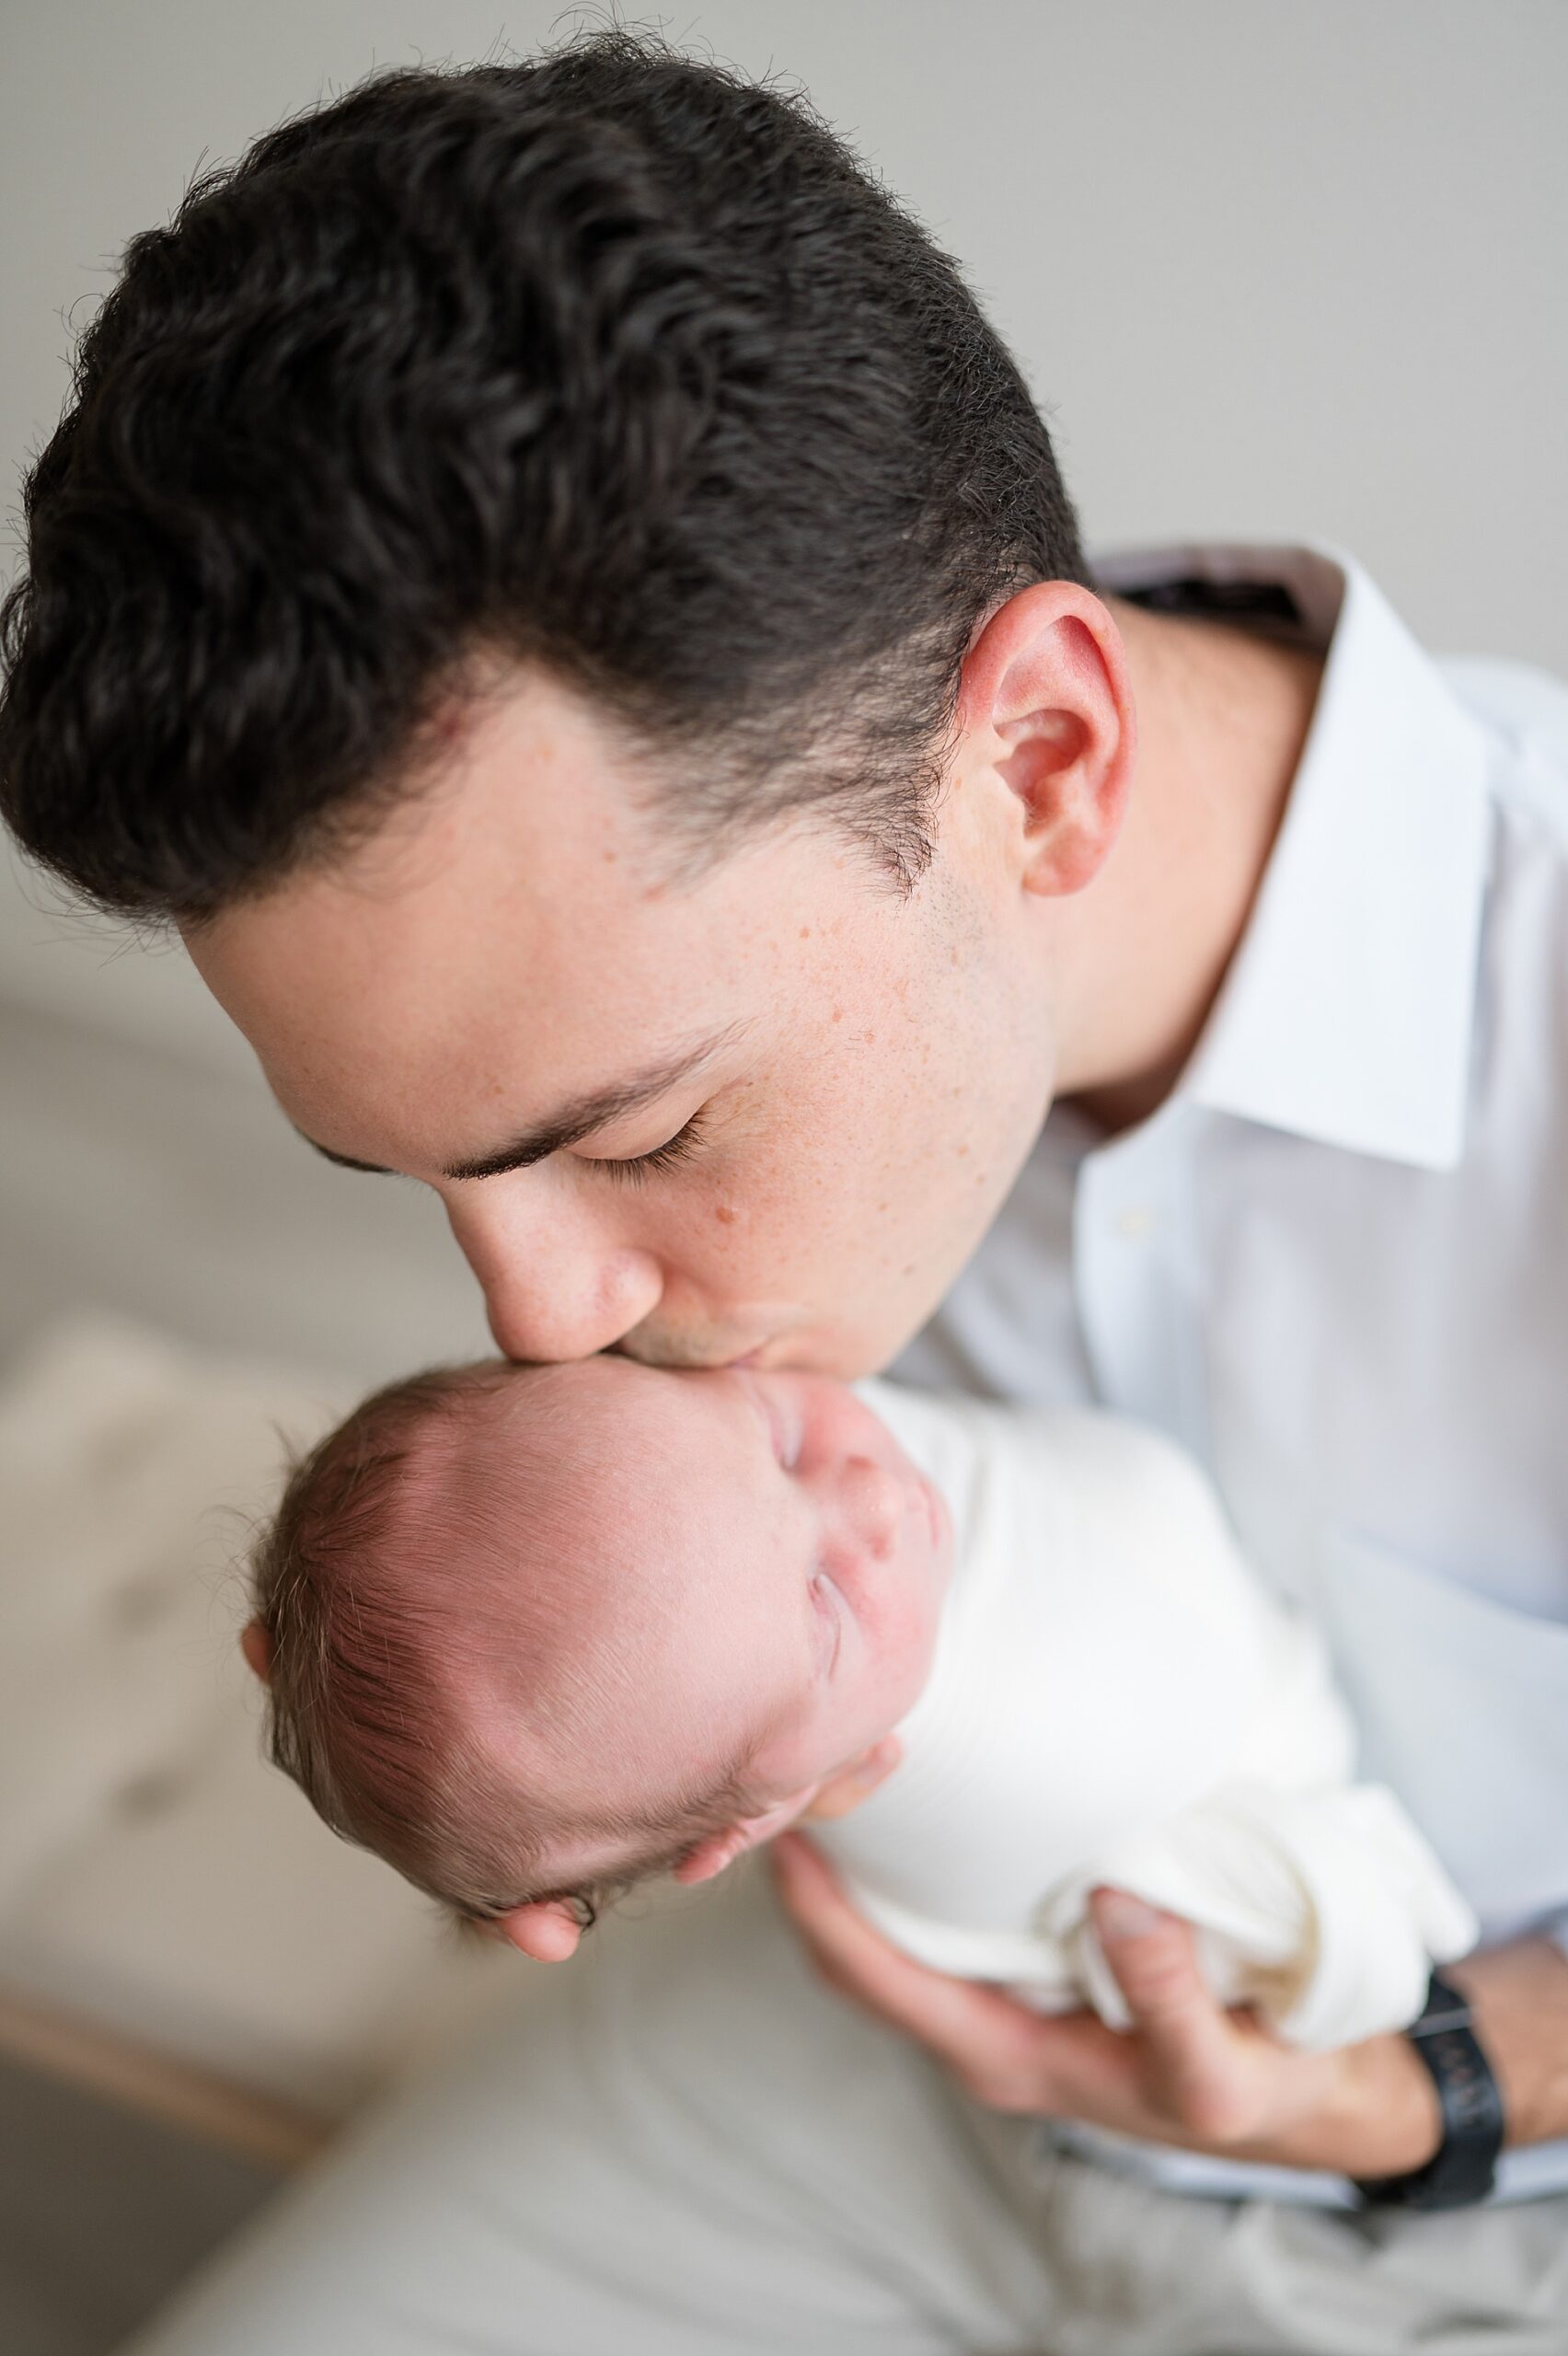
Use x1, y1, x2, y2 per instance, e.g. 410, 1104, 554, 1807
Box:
0, 26, 1088, 920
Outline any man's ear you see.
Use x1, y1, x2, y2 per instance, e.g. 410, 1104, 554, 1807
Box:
954, 581, 1136, 899
491, 1900, 584, 1962
240, 1621, 273, 1683
672, 1787, 822, 1888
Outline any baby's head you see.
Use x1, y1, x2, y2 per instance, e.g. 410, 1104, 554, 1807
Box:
248, 1357, 951, 1947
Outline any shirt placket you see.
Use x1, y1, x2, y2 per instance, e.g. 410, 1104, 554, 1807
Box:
1073, 1104, 1213, 1471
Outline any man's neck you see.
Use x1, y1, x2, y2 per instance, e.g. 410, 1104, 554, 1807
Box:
1054, 595, 1325, 1137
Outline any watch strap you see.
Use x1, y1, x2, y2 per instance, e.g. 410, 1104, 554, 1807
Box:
1353, 1969, 1505, 2211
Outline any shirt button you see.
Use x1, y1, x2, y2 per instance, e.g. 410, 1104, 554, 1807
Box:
1114, 1206, 1155, 1241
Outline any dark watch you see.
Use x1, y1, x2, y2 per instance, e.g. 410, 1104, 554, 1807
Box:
1352, 1969, 1505, 2211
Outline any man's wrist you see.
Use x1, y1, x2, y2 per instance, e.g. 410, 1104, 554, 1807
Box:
1353, 1971, 1505, 2208
1276, 1938, 1568, 2178
1320, 2032, 1444, 2178
1447, 1937, 1568, 2151
1275, 1938, 1568, 2190
1248, 2029, 1442, 2179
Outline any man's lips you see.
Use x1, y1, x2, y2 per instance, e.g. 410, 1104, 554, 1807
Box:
614, 1335, 772, 1370
616, 1322, 798, 1371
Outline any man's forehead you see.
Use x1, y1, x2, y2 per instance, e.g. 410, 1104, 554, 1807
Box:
184, 658, 917, 1179
186, 706, 786, 1120
248, 705, 685, 964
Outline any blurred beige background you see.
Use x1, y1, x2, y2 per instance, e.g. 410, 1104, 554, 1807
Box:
1, 6, 1564, 2350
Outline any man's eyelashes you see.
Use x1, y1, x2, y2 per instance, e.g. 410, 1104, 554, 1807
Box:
588, 1107, 709, 1186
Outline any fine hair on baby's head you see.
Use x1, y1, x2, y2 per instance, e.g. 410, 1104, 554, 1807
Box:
248, 1358, 778, 1935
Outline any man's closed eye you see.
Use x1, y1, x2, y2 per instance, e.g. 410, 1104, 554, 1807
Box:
587, 1108, 709, 1187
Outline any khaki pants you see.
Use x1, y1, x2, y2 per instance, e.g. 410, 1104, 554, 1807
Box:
125, 1864, 1568, 2355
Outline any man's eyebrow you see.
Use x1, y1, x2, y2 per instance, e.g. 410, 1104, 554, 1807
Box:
295, 1020, 751, 1184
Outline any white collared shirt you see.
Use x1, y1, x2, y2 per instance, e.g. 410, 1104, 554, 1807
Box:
892, 544, 1568, 2203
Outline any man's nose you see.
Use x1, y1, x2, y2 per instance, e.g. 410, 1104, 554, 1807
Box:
442, 1182, 663, 1362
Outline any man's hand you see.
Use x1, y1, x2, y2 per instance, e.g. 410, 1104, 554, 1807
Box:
771, 1833, 1568, 2178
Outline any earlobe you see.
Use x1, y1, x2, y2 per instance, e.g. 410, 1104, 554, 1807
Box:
239, 1621, 273, 1684
494, 1900, 583, 1962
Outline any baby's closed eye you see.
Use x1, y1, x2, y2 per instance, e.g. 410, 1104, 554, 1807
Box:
811, 1570, 846, 1674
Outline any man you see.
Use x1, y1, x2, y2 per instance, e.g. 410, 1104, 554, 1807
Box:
4, 31, 1567, 2354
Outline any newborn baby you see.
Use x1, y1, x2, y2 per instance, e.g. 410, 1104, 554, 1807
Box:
248, 1356, 1476, 2051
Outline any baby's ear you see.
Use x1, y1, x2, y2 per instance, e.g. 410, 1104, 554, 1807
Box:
492, 1901, 583, 1962
673, 1790, 821, 1888
239, 1621, 274, 1684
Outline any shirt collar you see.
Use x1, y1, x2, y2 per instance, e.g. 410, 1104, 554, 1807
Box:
1093, 543, 1494, 1172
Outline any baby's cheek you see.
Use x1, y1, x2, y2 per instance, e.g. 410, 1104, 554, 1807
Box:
849, 1591, 911, 1702
884, 1572, 942, 1697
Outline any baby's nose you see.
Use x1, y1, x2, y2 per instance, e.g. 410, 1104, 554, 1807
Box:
844, 1455, 906, 1559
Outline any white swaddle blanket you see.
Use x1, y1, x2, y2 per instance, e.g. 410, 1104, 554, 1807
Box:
814, 1381, 1476, 2051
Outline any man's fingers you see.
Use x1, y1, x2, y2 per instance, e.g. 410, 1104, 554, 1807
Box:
1090, 1890, 1209, 2026
772, 1834, 1072, 2105
1089, 1887, 1258, 2140
772, 1832, 965, 2037
774, 1852, 1344, 2156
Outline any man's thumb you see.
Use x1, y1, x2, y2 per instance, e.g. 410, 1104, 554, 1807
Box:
1090, 1888, 1210, 2030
